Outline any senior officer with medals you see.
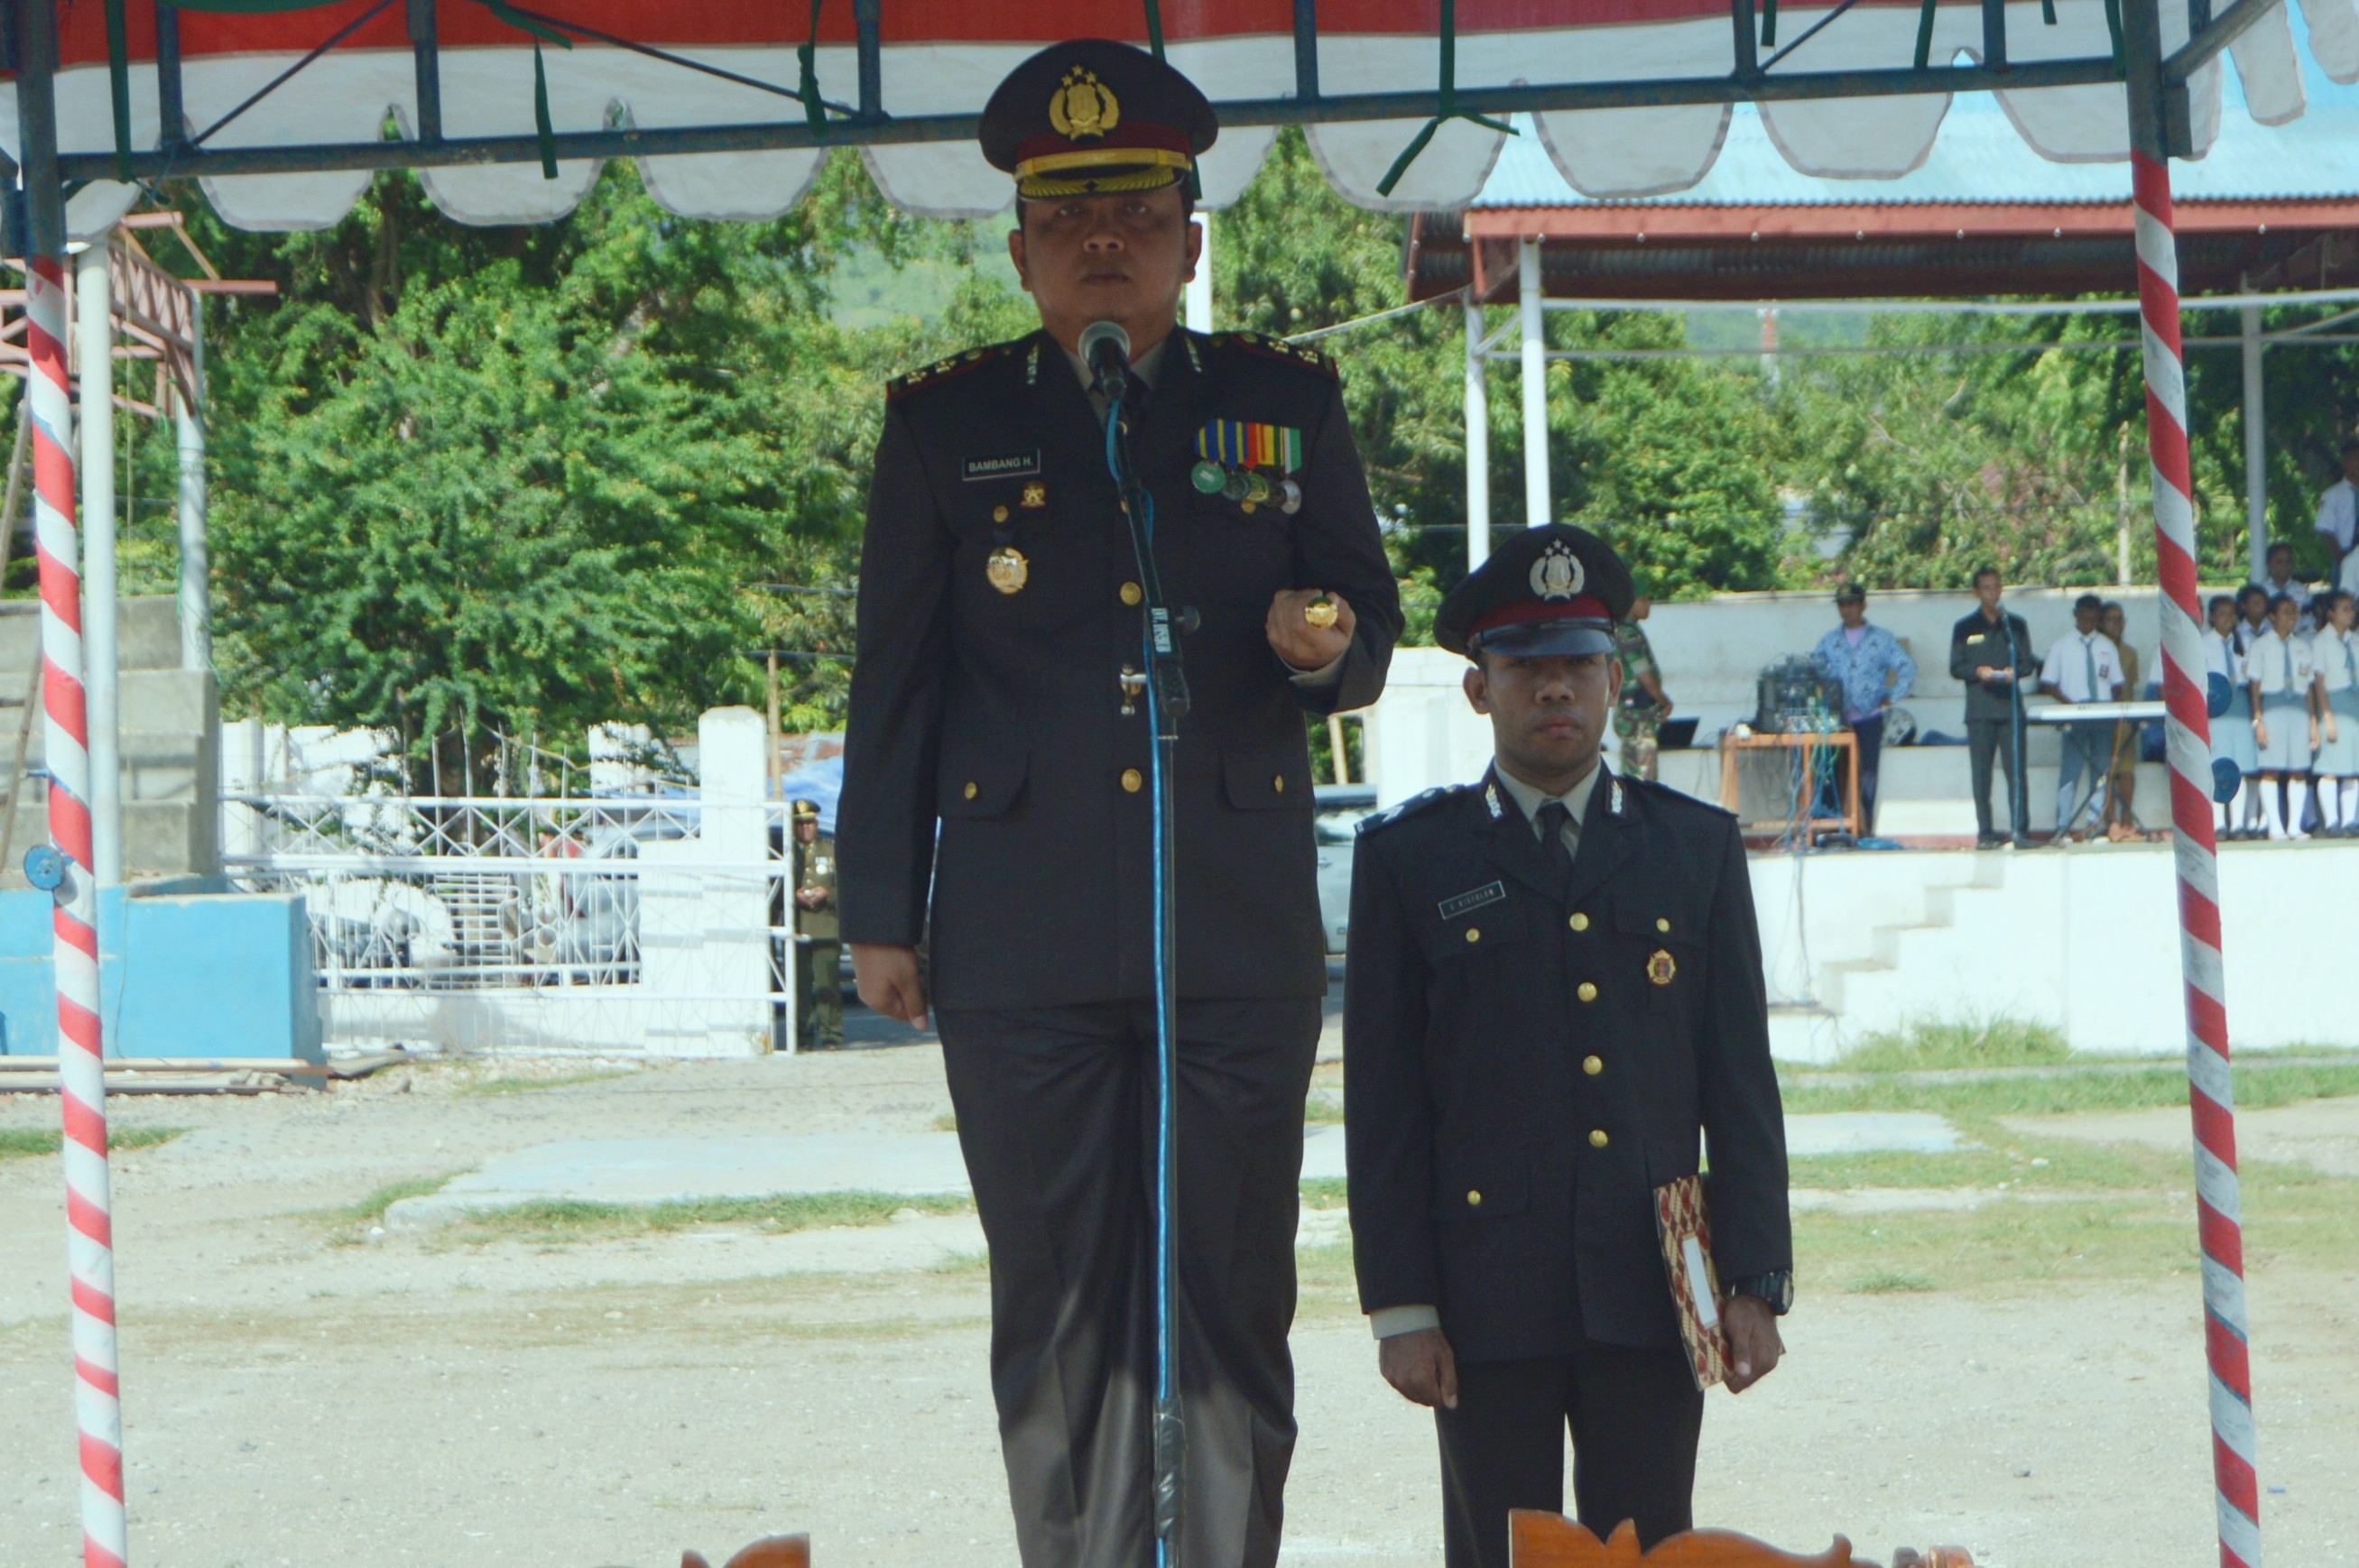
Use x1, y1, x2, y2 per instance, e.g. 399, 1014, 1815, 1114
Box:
1343, 526, 1790, 1568
837, 39, 1402, 1568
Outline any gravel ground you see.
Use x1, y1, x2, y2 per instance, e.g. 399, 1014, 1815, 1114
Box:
0, 1049, 2353, 1568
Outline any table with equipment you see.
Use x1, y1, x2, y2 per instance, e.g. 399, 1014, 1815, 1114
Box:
1717, 727, 1861, 842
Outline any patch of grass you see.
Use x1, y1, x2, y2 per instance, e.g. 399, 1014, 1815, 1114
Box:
930, 1111, 958, 1133
1300, 1176, 1348, 1210
1304, 1090, 1345, 1125
0, 1124, 184, 1160
441, 1189, 970, 1243
461, 1068, 637, 1097
1782, 1065, 2359, 1118
329, 1172, 467, 1228
1846, 1268, 1937, 1294
1833, 1018, 2072, 1073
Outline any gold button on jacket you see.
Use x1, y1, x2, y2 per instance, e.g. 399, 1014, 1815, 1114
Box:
1120, 581, 1142, 605
1466, 1189, 1483, 1207
1577, 982, 1597, 1002
963, 781, 979, 800
1568, 912, 1589, 932
1121, 768, 1143, 793
1588, 1129, 1610, 1148
1583, 1055, 1604, 1075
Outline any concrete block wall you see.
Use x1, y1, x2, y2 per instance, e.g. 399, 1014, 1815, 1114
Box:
0, 597, 217, 886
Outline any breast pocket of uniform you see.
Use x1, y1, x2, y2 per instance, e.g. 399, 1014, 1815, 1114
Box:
1614, 902, 1702, 1011
939, 752, 1029, 821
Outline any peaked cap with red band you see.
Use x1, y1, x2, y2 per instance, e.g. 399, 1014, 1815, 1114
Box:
980, 40, 1217, 199
1435, 524, 1638, 660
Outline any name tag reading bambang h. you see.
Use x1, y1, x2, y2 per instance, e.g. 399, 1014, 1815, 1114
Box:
1438, 881, 1506, 921
963, 449, 1042, 483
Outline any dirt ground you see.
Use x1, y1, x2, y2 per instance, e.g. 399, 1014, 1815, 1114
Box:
1, 1050, 2353, 1568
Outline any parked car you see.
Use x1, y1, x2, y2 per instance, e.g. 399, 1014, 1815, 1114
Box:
1313, 785, 1375, 955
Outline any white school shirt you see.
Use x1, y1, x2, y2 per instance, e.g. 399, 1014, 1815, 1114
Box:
2315, 626, 2359, 695
2206, 629, 2245, 687
2249, 629, 2315, 697
2040, 630, 2125, 704
2318, 478, 2359, 557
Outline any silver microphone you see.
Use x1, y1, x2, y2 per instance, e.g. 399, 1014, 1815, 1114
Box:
1079, 319, 1132, 401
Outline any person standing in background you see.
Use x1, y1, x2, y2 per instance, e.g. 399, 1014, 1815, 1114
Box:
1810, 584, 1915, 835
789, 799, 844, 1050
2262, 541, 2315, 627
2249, 593, 2318, 841
2316, 438, 2359, 590
1949, 567, 2040, 849
2039, 594, 2127, 844
1612, 596, 1671, 782
2099, 601, 2143, 841
2309, 590, 2359, 836
2206, 595, 2259, 840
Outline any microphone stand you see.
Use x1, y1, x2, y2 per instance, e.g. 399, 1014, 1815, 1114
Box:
1094, 354, 1191, 1564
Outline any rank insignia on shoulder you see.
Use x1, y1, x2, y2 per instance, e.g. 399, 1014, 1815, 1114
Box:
889, 340, 1019, 401
1358, 785, 1457, 835
1213, 330, 1339, 380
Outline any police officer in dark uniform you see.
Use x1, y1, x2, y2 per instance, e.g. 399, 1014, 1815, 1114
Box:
1344, 526, 1790, 1568
837, 38, 1402, 1568
1948, 567, 2040, 848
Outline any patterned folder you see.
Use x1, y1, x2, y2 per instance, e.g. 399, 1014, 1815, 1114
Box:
1653, 1175, 1731, 1391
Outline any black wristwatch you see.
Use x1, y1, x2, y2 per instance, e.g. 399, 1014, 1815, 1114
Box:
1725, 1269, 1794, 1315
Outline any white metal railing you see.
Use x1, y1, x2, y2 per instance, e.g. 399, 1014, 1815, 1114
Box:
223, 791, 813, 1053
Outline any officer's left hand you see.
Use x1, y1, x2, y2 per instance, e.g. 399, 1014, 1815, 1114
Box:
1721, 1295, 1784, 1393
1267, 588, 1356, 673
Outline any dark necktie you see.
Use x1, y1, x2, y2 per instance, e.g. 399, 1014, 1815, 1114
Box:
1535, 801, 1575, 889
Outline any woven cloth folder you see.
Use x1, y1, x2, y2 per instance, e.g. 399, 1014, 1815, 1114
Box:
1654, 1175, 1730, 1391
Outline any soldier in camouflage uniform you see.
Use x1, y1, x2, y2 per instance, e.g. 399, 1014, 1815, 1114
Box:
1611, 596, 1673, 782
791, 799, 843, 1050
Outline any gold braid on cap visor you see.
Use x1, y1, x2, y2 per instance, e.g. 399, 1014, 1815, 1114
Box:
1014, 144, 1191, 197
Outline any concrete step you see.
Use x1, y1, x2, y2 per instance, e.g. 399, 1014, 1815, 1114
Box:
0, 667, 213, 736
0, 595, 187, 674
0, 798, 217, 887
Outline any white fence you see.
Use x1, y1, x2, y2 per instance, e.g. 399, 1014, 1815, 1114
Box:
222, 708, 813, 1056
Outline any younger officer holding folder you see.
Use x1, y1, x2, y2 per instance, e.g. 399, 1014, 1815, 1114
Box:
1344, 525, 1792, 1568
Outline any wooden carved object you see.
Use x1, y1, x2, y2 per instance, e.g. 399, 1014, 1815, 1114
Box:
1510, 1514, 1975, 1568
680, 1534, 810, 1568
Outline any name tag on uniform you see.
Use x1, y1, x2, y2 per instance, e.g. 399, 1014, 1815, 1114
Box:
1966, 632, 1987, 645
962, 449, 1041, 483
1438, 881, 1506, 920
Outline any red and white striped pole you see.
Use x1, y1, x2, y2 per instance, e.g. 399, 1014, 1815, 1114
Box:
14, 4, 130, 1563
2122, 4, 2261, 1566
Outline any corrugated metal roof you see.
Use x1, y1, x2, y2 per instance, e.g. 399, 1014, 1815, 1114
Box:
1474, 15, 2359, 210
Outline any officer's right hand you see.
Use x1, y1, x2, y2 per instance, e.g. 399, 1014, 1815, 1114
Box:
1378, 1327, 1459, 1409
851, 943, 929, 1028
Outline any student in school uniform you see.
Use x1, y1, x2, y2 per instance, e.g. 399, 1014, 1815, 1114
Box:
2262, 541, 2315, 627
2207, 595, 2259, 839
2040, 593, 2127, 843
2233, 585, 2273, 835
2250, 593, 2318, 841
2310, 590, 2359, 837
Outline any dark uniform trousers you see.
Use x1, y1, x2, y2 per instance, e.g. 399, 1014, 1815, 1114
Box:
1438, 1347, 1705, 1568
840, 327, 1402, 1568
1345, 768, 1789, 1568
938, 998, 1319, 1568
1966, 715, 2018, 839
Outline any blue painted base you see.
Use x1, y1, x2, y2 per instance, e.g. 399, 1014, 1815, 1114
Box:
0, 880, 322, 1061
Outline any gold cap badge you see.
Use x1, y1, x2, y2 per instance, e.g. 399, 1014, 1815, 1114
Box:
1049, 68, 1121, 141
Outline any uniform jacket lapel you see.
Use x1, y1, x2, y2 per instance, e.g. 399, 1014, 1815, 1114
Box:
1566, 764, 1639, 915
1474, 764, 1571, 905
1135, 327, 1210, 480
1028, 330, 1109, 478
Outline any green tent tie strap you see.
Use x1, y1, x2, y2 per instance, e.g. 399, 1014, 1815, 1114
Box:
2102, 0, 2123, 65
106, 0, 361, 183
1912, 0, 1939, 69
1761, 0, 1780, 51
1144, 0, 1167, 60
1376, 0, 1515, 198
797, 0, 830, 136
479, 1, 574, 179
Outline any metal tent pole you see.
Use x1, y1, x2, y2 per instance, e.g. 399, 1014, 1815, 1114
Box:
76, 244, 121, 889
13, 0, 129, 1561
2122, 4, 2262, 1567
1518, 236, 1550, 528
175, 294, 209, 673
1465, 296, 1491, 568
2240, 304, 2267, 584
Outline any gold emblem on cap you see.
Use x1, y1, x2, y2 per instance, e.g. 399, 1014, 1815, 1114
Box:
1049, 67, 1121, 142
1531, 540, 1587, 602
1303, 595, 1339, 630
986, 546, 1029, 595
1648, 949, 1677, 986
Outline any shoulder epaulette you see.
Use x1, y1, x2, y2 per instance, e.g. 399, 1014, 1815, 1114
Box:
1209, 329, 1338, 381
1356, 785, 1463, 835
887, 339, 1025, 401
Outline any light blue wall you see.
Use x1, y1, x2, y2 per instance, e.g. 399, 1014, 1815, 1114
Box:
0, 882, 321, 1062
